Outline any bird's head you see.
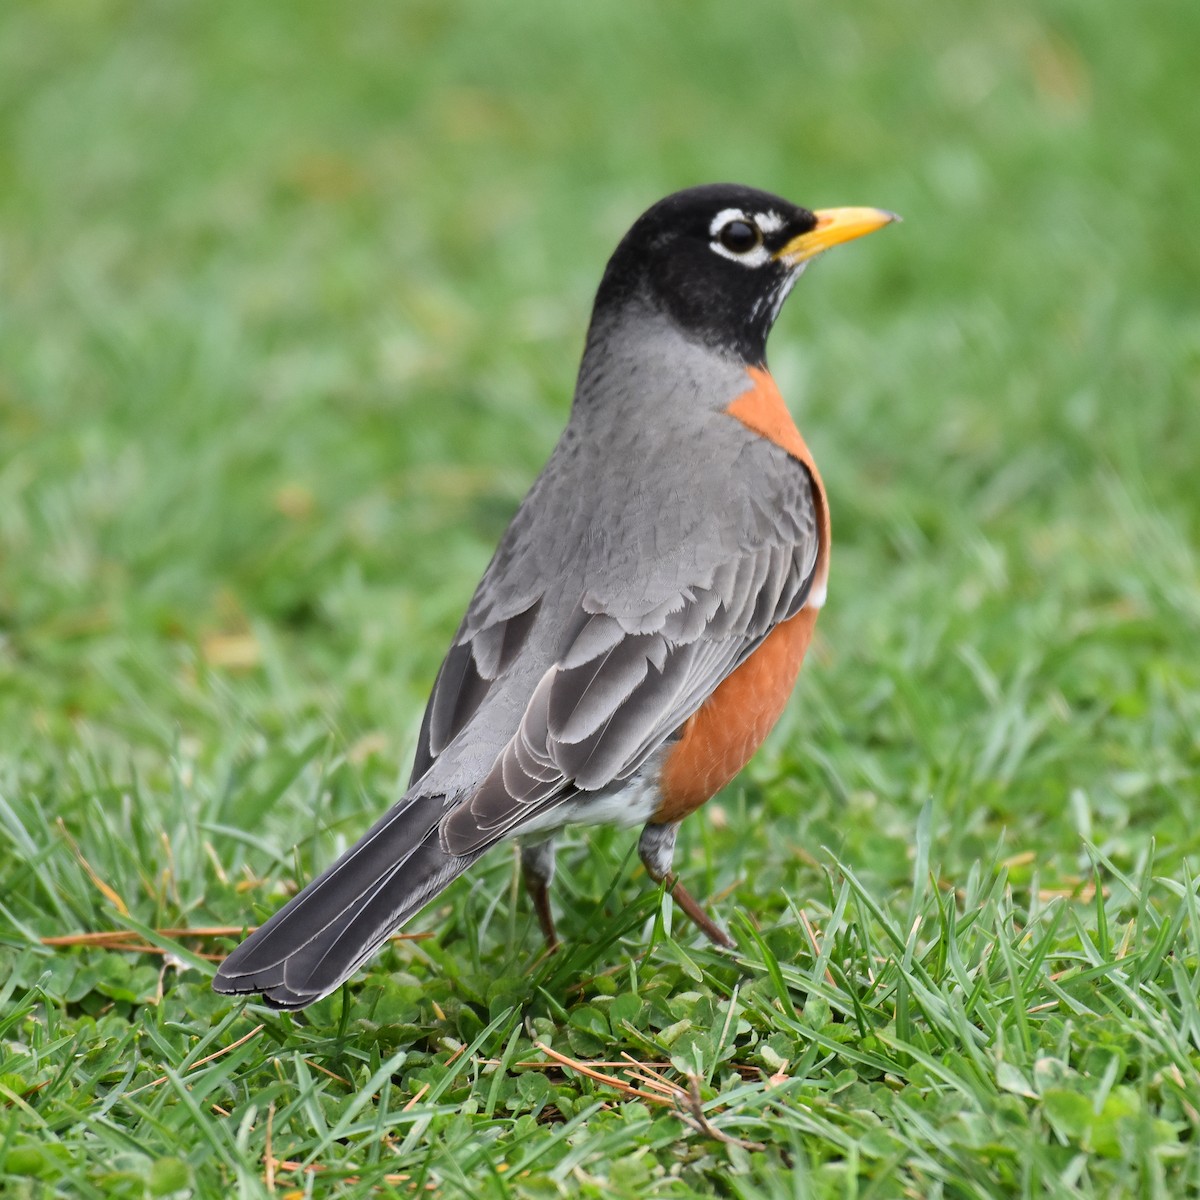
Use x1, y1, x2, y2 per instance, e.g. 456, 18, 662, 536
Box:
592, 183, 897, 364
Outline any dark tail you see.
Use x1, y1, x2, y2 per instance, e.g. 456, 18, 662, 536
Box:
213, 792, 480, 1010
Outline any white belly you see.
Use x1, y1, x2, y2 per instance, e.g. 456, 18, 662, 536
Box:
511, 773, 663, 840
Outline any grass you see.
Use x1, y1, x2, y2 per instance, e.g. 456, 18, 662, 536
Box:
1, 0, 1198, 1195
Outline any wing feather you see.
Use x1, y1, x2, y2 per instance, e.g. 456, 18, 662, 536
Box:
413, 433, 822, 856
410, 598, 542, 786
440, 490, 821, 857
548, 633, 655, 745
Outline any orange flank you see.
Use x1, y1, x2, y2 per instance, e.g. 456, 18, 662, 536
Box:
656, 606, 820, 821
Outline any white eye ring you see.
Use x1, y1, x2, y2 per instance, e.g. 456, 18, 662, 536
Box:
708, 208, 772, 267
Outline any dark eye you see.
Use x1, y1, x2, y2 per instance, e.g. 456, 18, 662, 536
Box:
718, 220, 762, 254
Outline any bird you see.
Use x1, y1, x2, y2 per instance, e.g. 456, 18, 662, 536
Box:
213, 183, 896, 1010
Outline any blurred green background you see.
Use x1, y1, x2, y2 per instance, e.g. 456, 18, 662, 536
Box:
1, 0, 1198, 1193
3, 0, 1195, 772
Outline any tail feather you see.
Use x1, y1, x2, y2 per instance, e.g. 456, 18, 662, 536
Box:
213, 792, 480, 1009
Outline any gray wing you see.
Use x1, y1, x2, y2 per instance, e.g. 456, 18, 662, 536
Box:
434, 461, 822, 855
408, 598, 542, 787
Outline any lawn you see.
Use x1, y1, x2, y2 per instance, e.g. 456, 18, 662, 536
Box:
1, 0, 1198, 1195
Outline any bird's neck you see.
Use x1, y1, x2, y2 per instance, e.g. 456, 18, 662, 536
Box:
571, 304, 755, 426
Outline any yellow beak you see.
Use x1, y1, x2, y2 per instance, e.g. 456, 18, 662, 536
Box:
775, 206, 899, 265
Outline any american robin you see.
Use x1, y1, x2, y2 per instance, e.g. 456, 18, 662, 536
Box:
214, 184, 896, 1009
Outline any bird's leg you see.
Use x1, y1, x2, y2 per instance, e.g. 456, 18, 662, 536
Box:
638, 822, 734, 948
519, 835, 560, 950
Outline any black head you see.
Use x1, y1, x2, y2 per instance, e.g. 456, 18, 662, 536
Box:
591, 183, 896, 365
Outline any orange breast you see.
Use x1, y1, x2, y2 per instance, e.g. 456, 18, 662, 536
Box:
656, 606, 819, 821
654, 367, 830, 823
